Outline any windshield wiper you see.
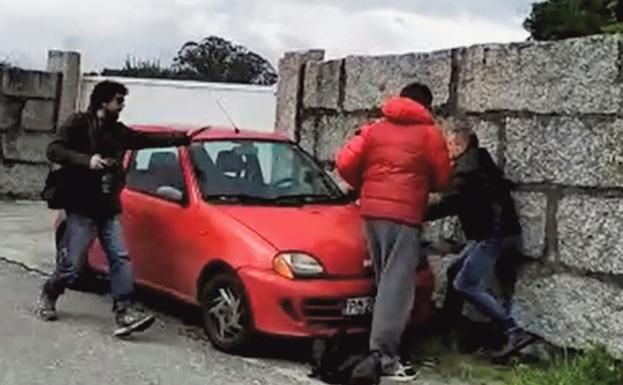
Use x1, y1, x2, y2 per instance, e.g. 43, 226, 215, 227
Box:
205, 193, 349, 205
272, 194, 347, 204
204, 194, 274, 204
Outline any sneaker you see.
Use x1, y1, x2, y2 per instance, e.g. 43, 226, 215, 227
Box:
491, 328, 538, 362
350, 353, 382, 385
384, 361, 419, 382
36, 289, 58, 321
113, 306, 156, 338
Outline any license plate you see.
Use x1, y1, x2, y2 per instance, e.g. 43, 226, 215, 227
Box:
343, 296, 374, 316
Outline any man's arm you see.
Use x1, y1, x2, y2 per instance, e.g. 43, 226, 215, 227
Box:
335, 125, 371, 189
47, 113, 92, 168
425, 149, 479, 221
425, 125, 451, 192
120, 124, 191, 150
425, 193, 461, 221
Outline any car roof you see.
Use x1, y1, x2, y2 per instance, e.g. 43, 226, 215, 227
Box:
129, 124, 291, 142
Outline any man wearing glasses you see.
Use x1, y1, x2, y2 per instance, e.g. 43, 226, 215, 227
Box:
37, 80, 204, 337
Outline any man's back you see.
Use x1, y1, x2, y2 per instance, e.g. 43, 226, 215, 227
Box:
336, 96, 450, 225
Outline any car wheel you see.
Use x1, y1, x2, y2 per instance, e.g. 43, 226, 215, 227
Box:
56, 220, 97, 291
200, 273, 254, 353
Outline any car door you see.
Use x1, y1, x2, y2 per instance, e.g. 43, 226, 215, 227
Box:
122, 146, 190, 292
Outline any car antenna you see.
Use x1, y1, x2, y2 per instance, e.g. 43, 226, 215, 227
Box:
214, 97, 241, 134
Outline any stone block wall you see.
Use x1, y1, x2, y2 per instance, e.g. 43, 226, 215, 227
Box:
0, 51, 80, 199
275, 35, 623, 356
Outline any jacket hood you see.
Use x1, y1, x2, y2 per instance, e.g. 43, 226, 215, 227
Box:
381, 97, 434, 125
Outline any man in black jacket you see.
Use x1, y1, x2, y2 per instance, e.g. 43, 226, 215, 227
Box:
426, 119, 536, 359
37, 80, 204, 337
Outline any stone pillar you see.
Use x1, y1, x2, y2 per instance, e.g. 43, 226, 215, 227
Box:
47, 50, 81, 128
274, 50, 325, 140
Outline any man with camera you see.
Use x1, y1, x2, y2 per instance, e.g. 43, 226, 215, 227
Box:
37, 80, 204, 337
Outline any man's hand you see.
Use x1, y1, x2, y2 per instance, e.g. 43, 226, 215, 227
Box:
187, 126, 210, 138
428, 193, 442, 205
90, 154, 109, 170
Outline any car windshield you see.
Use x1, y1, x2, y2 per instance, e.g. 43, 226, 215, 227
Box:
189, 140, 347, 204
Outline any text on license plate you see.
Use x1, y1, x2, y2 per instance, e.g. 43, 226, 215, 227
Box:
343, 296, 374, 316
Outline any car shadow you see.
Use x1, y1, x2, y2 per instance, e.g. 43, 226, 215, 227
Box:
81, 276, 321, 364
134, 281, 314, 363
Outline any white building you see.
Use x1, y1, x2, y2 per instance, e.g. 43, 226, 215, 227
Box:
79, 76, 276, 132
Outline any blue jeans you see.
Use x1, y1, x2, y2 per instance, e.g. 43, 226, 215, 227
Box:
44, 212, 134, 310
453, 236, 520, 332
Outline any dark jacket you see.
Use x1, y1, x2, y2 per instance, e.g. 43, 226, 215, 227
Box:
47, 111, 190, 218
425, 135, 521, 240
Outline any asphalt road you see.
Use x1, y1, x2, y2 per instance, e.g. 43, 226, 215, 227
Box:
0, 201, 458, 385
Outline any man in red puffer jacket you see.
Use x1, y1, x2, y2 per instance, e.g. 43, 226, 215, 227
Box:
336, 83, 451, 384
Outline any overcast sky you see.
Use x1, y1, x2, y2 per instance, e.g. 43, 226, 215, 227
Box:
0, 0, 533, 72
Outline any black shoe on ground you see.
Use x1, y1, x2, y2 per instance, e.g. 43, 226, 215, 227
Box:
350, 352, 381, 385
113, 306, 156, 338
491, 328, 538, 362
36, 289, 58, 321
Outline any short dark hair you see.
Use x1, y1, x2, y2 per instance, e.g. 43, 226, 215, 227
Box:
89, 80, 128, 110
400, 83, 433, 111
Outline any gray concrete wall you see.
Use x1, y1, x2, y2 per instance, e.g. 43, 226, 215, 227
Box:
0, 51, 80, 199
275, 35, 623, 356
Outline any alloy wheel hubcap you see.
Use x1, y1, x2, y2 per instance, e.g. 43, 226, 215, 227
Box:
208, 287, 244, 342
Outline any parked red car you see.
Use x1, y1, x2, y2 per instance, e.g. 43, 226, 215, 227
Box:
55, 126, 435, 352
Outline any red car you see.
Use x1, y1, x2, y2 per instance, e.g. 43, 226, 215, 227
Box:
55, 126, 435, 352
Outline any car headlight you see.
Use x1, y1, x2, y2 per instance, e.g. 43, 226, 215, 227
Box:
273, 252, 324, 279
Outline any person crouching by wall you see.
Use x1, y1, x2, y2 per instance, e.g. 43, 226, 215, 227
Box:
425, 117, 538, 360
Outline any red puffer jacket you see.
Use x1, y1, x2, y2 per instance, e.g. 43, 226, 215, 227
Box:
336, 97, 451, 225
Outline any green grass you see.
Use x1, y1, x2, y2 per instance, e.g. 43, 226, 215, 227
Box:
507, 347, 623, 385
408, 330, 510, 384
407, 329, 623, 385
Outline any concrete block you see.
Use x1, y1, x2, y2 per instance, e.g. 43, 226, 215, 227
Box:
315, 114, 371, 163
514, 192, 548, 258
275, 50, 325, 139
344, 50, 452, 111
513, 264, 623, 357
22, 100, 56, 132
505, 117, 623, 187
47, 50, 80, 126
457, 35, 622, 114
1, 69, 60, 99
1, 133, 51, 163
303, 60, 341, 110
0, 96, 23, 131
558, 195, 623, 275
0, 163, 48, 198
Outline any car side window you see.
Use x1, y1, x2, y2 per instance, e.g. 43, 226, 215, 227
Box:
126, 147, 187, 198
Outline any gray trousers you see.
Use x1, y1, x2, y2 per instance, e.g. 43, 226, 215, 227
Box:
365, 219, 421, 373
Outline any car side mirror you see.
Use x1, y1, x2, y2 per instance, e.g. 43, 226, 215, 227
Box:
156, 186, 184, 203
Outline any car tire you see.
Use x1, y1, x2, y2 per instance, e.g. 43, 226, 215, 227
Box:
55, 220, 97, 292
200, 272, 254, 353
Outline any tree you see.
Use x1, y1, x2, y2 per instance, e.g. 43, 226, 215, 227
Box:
524, 0, 622, 40
172, 36, 277, 85
0, 57, 14, 70
99, 36, 277, 85
101, 57, 174, 79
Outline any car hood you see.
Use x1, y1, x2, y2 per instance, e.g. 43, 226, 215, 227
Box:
216, 204, 370, 277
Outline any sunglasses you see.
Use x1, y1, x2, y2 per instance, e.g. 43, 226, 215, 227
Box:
115, 96, 126, 104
